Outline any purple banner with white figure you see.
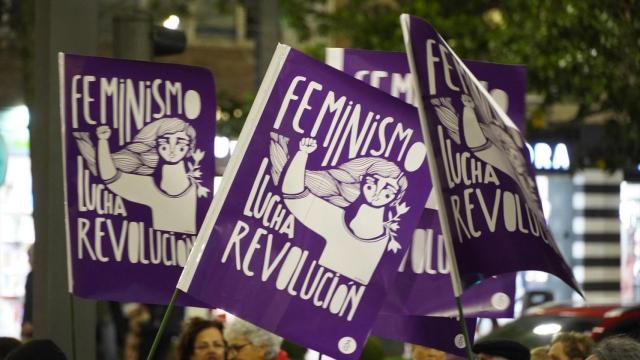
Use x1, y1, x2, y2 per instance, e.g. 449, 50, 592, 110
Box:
326, 48, 520, 318
178, 45, 430, 359
400, 15, 580, 293
325, 48, 526, 132
372, 315, 476, 357
59, 53, 215, 306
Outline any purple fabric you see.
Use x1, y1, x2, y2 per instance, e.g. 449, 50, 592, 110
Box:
328, 48, 520, 318
372, 314, 476, 357
327, 48, 526, 132
178, 45, 430, 359
59, 53, 215, 306
401, 15, 580, 293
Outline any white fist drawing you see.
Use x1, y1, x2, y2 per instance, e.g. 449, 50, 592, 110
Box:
299, 137, 317, 154
96, 125, 111, 140
461, 94, 474, 108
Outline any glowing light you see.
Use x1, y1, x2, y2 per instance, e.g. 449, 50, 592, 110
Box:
534, 143, 553, 170
533, 323, 562, 336
6, 105, 30, 128
214, 136, 230, 158
525, 271, 549, 283
163, 15, 180, 30
552, 143, 570, 170
527, 142, 571, 171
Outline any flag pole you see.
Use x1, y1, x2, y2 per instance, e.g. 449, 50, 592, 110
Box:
440, 195, 475, 360
400, 14, 474, 360
69, 293, 77, 360
454, 296, 474, 359
145, 288, 181, 360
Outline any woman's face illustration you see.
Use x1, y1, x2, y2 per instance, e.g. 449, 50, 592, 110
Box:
362, 174, 399, 207
158, 131, 191, 163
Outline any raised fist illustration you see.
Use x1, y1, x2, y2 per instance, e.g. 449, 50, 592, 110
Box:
299, 137, 317, 154
96, 125, 111, 140
461, 94, 474, 108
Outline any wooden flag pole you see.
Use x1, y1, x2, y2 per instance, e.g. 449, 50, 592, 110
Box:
146, 288, 181, 360
400, 14, 474, 360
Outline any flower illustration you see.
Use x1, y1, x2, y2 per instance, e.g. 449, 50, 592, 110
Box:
186, 149, 210, 198
384, 201, 410, 254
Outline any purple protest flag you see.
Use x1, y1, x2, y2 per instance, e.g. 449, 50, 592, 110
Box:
399, 15, 581, 295
59, 53, 215, 306
326, 48, 526, 132
326, 47, 521, 318
178, 44, 430, 359
372, 314, 476, 357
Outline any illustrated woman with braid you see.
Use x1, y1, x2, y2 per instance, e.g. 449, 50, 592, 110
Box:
277, 136, 408, 285
74, 118, 209, 233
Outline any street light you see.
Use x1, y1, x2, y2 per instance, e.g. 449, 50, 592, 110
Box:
163, 15, 180, 30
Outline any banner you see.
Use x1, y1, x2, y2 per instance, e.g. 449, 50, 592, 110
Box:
400, 15, 580, 293
178, 44, 430, 359
372, 315, 476, 357
59, 53, 215, 305
325, 48, 526, 131
327, 47, 520, 318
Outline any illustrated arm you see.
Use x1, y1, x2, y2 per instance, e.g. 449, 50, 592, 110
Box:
282, 154, 310, 195
282, 138, 343, 235
96, 126, 156, 204
461, 95, 513, 177
96, 126, 118, 182
461, 95, 488, 149
282, 138, 316, 202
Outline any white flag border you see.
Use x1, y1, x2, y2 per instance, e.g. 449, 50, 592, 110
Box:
178, 44, 292, 290
58, 52, 75, 293
399, 14, 467, 297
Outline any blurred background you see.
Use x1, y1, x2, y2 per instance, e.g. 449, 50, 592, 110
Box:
0, 0, 638, 358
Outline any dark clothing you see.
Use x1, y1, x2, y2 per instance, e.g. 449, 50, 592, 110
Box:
6, 339, 67, 360
22, 272, 33, 326
138, 304, 184, 360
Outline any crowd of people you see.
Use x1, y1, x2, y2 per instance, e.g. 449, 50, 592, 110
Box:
2, 317, 640, 359
469, 331, 640, 360
0, 315, 286, 360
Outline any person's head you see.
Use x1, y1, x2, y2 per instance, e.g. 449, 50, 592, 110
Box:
548, 332, 594, 360
0, 337, 21, 359
114, 117, 196, 174
531, 346, 551, 360
587, 335, 640, 360
472, 339, 530, 360
158, 130, 192, 164
411, 344, 446, 360
305, 157, 408, 208
224, 318, 282, 360
6, 339, 66, 360
177, 317, 225, 360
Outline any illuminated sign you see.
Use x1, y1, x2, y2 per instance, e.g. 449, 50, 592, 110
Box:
526, 142, 570, 171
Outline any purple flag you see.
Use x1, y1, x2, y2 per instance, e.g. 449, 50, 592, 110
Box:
59, 53, 215, 306
325, 48, 526, 132
326, 48, 519, 318
372, 315, 476, 357
400, 15, 580, 293
178, 44, 430, 359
